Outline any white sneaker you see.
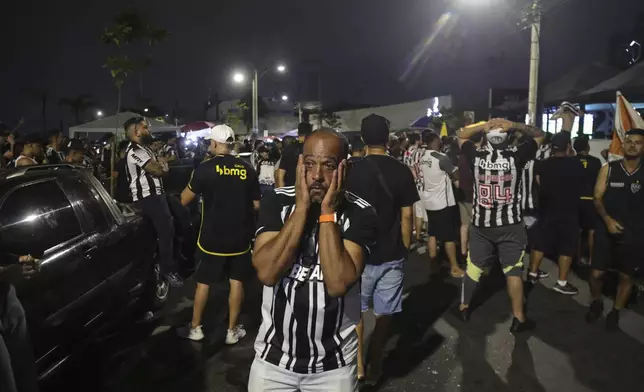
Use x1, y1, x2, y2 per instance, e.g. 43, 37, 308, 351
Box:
226, 325, 247, 345
178, 324, 205, 341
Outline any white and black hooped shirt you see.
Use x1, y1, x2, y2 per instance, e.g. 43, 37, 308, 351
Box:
125, 141, 164, 202
254, 187, 377, 374
462, 139, 537, 228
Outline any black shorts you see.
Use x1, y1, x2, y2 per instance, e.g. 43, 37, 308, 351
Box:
591, 224, 644, 276
579, 199, 597, 232
532, 216, 579, 257
469, 224, 527, 277
194, 249, 254, 284
426, 207, 457, 242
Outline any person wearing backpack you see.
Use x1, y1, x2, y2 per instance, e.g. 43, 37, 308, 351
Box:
345, 114, 419, 385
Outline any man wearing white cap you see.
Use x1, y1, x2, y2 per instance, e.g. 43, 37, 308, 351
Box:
178, 125, 261, 344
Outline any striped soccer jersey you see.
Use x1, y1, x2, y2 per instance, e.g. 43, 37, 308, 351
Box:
521, 140, 555, 214
419, 149, 458, 211
125, 141, 164, 202
254, 187, 377, 374
463, 140, 538, 228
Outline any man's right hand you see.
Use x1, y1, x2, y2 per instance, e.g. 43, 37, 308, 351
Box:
295, 154, 310, 210
604, 216, 624, 235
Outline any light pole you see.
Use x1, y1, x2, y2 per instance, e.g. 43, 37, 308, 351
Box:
234, 64, 286, 134
527, 2, 541, 126
457, 0, 541, 125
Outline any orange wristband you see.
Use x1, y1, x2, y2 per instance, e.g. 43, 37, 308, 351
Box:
319, 214, 336, 223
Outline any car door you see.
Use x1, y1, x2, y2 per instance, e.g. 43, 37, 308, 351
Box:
57, 174, 150, 312
0, 178, 109, 377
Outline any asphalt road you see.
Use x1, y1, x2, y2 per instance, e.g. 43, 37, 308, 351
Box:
47, 248, 644, 392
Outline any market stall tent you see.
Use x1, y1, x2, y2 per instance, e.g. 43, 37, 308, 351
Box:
69, 112, 179, 139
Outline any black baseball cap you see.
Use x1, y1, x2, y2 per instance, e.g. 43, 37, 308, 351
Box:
551, 132, 571, 151
361, 114, 390, 146
65, 139, 86, 152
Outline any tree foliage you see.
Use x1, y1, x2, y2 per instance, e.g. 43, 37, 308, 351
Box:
239, 93, 269, 131
100, 10, 168, 110
59, 93, 98, 124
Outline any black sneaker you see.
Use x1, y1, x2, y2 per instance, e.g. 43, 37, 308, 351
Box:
164, 272, 184, 288
585, 300, 604, 323
606, 309, 620, 331
553, 282, 579, 295
510, 317, 536, 334
537, 270, 549, 279
527, 270, 548, 282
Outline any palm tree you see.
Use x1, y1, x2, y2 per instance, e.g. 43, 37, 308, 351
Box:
59, 94, 98, 125
25, 88, 49, 132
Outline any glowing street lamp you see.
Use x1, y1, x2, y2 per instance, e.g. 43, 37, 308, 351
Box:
276, 64, 286, 73
281, 95, 289, 101
233, 72, 246, 84
144, 108, 149, 113
96, 110, 104, 118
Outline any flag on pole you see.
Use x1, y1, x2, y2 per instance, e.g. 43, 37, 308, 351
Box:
440, 122, 448, 137
610, 91, 644, 161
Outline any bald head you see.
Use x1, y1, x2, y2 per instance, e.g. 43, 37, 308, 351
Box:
302, 129, 347, 203
303, 129, 345, 162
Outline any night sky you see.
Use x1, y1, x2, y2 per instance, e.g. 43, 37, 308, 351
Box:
2, 0, 644, 132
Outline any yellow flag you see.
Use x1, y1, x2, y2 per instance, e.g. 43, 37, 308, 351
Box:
440, 122, 448, 137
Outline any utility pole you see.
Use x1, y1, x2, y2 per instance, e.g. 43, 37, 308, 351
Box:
252, 69, 259, 135
527, 1, 541, 126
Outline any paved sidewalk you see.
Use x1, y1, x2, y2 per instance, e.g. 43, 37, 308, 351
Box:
50, 252, 644, 392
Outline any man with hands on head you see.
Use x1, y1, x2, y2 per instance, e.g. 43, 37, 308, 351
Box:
456, 118, 544, 334
249, 129, 377, 392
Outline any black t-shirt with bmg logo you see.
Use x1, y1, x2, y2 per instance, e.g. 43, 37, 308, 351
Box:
189, 154, 261, 255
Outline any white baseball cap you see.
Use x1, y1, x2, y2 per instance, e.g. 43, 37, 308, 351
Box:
206, 124, 235, 143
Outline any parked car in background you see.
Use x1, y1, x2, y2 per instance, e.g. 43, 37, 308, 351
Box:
0, 164, 175, 381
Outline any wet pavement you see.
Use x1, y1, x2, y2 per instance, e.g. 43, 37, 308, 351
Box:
46, 249, 644, 392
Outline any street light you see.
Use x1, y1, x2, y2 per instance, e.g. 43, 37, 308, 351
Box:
144, 108, 149, 113
233, 72, 245, 83
97, 110, 103, 118
233, 63, 288, 133
281, 95, 289, 101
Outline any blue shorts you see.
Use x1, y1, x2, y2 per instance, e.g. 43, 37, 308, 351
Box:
360, 259, 404, 316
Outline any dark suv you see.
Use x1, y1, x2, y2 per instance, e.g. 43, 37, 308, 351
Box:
0, 165, 170, 381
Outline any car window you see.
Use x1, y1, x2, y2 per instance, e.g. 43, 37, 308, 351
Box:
65, 178, 110, 233
0, 180, 82, 255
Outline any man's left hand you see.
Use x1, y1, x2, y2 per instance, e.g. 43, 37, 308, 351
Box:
321, 159, 346, 215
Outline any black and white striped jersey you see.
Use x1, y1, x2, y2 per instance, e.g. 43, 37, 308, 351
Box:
521, 140, 556, 214
254, 187, 377, 374
462, 139, 538, 228
536, 143, 552, 161
125, 141, 164, 202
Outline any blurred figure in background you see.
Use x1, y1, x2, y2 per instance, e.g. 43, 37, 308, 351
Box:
14, 135, 42, 167
45, 129, 65, 164
256, 145, 277, 197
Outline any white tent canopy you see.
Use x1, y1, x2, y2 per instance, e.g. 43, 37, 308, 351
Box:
69, 112, 179, 139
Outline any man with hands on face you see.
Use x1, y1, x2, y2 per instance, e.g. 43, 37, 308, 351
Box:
249, 129, 377, 392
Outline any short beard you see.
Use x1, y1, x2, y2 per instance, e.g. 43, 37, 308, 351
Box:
624, 153, 639, 161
